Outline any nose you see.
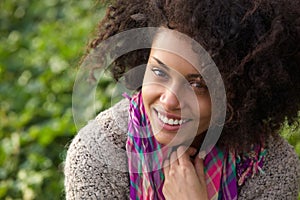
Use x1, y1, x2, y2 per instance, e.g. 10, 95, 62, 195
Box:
159, 88, 181, 110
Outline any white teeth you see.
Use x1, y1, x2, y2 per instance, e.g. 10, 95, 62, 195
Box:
157, 112, 187, 126
163, 116, 168, 123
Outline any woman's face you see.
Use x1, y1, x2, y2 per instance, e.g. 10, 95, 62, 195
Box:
142, 35, 212, 147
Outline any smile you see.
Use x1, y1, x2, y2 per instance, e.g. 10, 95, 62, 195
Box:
157, 111, 190, 126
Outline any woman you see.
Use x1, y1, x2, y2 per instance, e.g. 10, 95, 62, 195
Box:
64, 0, 300, 199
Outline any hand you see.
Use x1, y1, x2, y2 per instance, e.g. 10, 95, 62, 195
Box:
163, 146, 208, 200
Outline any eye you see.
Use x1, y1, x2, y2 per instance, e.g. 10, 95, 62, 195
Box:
151, 67, 168, 79
190, 81, 203, 88
189, 80, 208, 93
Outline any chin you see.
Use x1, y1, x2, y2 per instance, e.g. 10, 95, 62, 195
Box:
153, 131, 190, 147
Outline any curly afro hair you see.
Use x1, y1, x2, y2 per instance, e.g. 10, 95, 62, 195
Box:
85, 0, 300, 152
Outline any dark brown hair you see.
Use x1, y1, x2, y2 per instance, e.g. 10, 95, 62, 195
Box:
86, 0, 300, 151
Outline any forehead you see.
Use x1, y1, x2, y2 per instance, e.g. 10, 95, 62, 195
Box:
151, 29, 203, 72
148, 48, 200, 76
152, 31, 192, 50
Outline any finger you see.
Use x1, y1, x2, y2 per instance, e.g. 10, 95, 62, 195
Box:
194, 153, 206, 183
177, 146, 197, 166
198, 150, 206, 159
164, 159, 170, 168
170, 150, 179, 167
163, 159, 170, 177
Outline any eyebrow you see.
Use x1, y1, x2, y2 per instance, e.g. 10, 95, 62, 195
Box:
151, 56, 170, 71
151, 56, 202, 79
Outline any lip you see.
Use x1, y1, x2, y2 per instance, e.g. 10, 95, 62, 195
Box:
154, 108, 190, 120
153, 108, 192, 132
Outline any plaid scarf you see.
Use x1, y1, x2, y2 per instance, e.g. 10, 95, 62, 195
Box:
126, 91, 266, 200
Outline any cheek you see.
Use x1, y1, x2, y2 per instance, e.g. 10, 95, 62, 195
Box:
141, 86, 154, 113
194, 97, 212, 119
142, 83, 161, 104
142, 85, 152, 102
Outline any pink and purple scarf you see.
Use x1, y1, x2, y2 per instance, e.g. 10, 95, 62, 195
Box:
126, 91, 266, 200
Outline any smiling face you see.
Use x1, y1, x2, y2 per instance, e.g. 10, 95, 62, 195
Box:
142, 35, 212, 147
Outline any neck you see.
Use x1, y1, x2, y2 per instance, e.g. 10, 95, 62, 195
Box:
189, 131, 207, 149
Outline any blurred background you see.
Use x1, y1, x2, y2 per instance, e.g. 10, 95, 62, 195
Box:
0, 0, 299, 199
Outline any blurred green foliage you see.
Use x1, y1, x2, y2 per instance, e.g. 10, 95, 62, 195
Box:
0, 0, 109, 199
281, 114, 300, 156
0, 0, 299, 199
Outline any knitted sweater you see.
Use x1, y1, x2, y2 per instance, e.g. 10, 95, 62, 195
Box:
64, 99, 300, 199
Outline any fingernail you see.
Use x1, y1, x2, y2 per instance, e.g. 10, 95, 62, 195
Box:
191, 147, 197, 155
198, 151, 206, 159
163, 160, 169, 167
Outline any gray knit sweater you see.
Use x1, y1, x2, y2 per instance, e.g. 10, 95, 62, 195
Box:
64, 99, 300, 199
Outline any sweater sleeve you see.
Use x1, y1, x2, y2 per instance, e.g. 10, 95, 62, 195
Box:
64, 100, 130, 199
239, 136, 300, 200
